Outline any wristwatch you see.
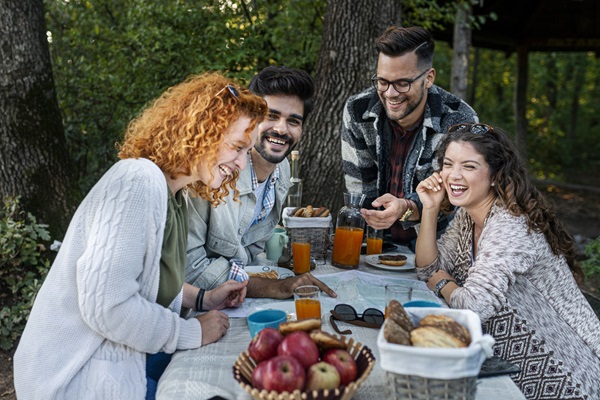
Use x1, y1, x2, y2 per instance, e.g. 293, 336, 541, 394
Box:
433, 278, 456, 298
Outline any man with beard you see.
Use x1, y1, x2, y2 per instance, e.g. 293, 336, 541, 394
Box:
341, 26, 478, 250
186, 66, 335, 299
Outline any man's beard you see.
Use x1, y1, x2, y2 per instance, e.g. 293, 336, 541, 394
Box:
254, 131, 296, 164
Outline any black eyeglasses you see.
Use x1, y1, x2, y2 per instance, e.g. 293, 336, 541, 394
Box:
371, 69, 429, 93
214, 84, 240, 99
448, 123, 493, 135
329, 304, 384, 335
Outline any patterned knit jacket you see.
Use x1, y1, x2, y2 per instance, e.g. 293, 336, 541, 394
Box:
417, 204, 600, 399
341, 85, 478, 232
14, 158, 202, 400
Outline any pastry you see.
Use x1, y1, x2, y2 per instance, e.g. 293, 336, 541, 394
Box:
309, 330, 346, 351
378, 254, 408, 266
278, 318, 322, 335
246, 270, 278, 279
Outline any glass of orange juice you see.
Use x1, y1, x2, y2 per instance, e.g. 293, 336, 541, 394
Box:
294, 285, 322, 320
366, 226, 383, 255
292, 234, 311, 275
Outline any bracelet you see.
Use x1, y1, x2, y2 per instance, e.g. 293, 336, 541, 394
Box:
195, 289, 205, 311
399, 199, 414, 222
433, 278, 456, 298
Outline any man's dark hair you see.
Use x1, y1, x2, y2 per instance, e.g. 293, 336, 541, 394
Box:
248, 66, 315, 117
375, 26, 435, 69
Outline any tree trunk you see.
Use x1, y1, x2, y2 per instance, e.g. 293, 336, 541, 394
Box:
514, 46, 528, 159
0, 0, 74, 237
450, 1, 471, 100
300, 0, 401, 217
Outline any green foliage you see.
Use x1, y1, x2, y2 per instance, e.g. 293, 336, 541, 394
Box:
0, 197, 52, 350
45, 0, 326, 195
581, 236, 600, 282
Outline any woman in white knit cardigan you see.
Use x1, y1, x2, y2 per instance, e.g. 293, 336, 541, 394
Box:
414, 124, 600, 399
14, 72, 268, 400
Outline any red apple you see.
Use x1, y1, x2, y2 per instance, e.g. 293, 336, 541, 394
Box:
305, 361, 341, 391
277, 331, 320, 369
260, 355, 305, 392
322, 348, 358, 386
248, 327, 284, 363
251, 360, 268, 390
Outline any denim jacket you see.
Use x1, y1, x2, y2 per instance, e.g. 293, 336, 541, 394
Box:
185, 155, 291, 289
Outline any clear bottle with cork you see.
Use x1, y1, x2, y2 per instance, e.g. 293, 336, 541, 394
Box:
286, 150, 302, 208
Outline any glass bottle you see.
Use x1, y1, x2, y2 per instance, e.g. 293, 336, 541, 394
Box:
332, 192, 366, 269
286, 150, 302, 208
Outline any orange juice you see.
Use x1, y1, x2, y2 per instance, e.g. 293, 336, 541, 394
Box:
332, 226, 364, 268
366, 237, 383, 255
292, 242, 311, 274
295, 298, 322, 320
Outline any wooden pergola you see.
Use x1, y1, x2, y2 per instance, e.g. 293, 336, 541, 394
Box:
430, 0, 600, 155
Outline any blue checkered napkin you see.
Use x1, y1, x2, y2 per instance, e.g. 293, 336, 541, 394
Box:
228, 259, 249, 282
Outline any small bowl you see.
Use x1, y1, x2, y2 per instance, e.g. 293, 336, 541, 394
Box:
404, 300, 443, 308
247, 309, 287, 338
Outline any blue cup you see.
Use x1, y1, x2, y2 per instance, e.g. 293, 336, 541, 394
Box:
404, 300, 443, 308
247, 309, 287, 337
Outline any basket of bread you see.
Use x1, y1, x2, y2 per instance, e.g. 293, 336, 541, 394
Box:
234, 318, 375, 400
377, 300, 495, 400
282, 206, 332, 263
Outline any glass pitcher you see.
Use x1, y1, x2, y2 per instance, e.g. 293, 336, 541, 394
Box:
332, 192, 366, 269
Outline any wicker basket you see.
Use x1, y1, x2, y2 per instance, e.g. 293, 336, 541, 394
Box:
233, 335, 375, 400
377, 308, 495, 400
385, 373, 477, 400
282, 207, 332, 263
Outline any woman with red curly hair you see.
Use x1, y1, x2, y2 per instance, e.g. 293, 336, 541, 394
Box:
14, 72, 268, 400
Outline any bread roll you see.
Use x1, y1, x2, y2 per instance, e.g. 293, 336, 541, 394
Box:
387, 299, 414, 332
410, 326, 467, 348
418, 314, 471, 346
384, 318, 412, 345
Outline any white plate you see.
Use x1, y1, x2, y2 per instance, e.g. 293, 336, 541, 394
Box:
365, 253, 416, 271
254, 301, 297, 321
244, 265, 294, 279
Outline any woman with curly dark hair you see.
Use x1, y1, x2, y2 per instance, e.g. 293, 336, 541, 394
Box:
414, 124, 599, 399
14, 72, 268, 400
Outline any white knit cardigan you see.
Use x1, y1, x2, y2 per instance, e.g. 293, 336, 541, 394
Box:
14, 158, 202, 400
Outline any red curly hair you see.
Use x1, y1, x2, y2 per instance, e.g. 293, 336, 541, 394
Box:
117, 72, 267, 206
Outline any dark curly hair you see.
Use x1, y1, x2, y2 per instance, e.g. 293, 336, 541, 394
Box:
436, 124, 583, 283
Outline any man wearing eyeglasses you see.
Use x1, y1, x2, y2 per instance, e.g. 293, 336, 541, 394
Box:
341, 26, 478, 250
186, 66, 336, 300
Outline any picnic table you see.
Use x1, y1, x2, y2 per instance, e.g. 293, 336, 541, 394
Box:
157, 249, 525, 400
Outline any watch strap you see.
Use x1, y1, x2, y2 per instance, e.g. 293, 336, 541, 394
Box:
434, 278, 456, 298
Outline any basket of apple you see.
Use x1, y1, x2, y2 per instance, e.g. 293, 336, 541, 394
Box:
233, 318, 375, 400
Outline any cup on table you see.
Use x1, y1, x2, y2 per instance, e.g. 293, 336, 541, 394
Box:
291, 233, 311, 275
294, 285, 322, 321
265, 227, 289, 261
247, 309, 288, 337
366, 226, 383, 255
384, 284, 412, 318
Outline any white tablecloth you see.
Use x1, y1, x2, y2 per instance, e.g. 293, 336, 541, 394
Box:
157, 252, 525, 400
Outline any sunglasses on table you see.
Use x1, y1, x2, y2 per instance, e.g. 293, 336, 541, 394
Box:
329, 304, 384, 335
